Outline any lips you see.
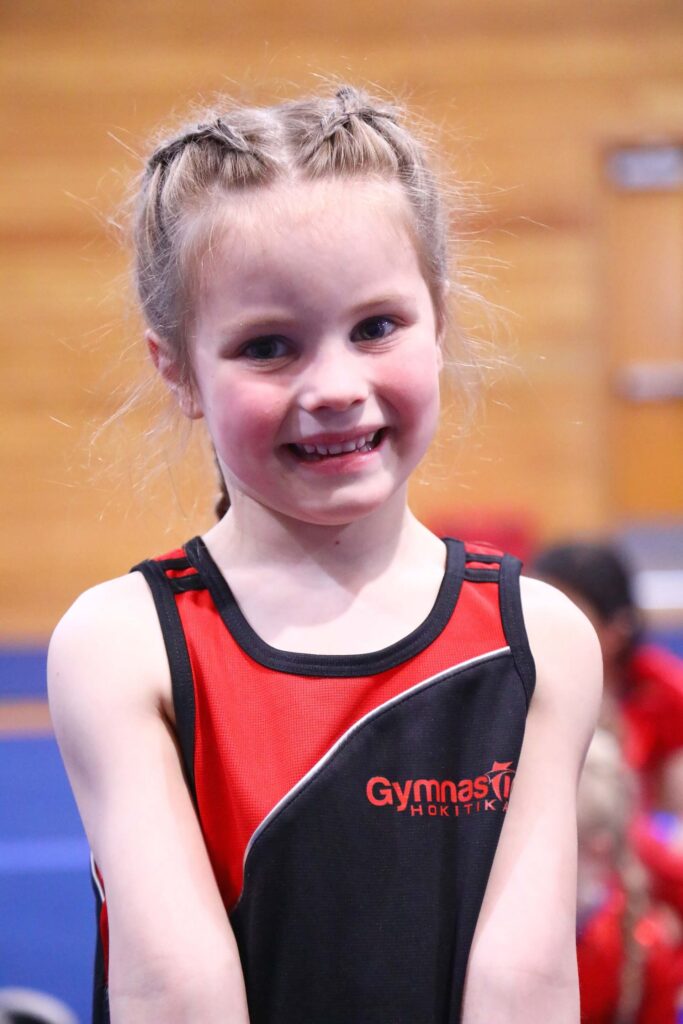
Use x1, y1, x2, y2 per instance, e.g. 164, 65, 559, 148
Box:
288, 429, 385, 461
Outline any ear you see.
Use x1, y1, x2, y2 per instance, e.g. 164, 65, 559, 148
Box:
146, 330, 203, 420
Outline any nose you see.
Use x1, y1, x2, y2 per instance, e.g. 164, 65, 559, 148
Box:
297, 341, 370, 414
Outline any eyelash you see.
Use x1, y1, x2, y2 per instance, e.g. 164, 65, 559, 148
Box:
241, 336, 289, 361
239, 316, 399, 361
351, 316, 398, 343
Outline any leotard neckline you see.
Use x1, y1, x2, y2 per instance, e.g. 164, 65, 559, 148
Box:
183, 535, 466, 678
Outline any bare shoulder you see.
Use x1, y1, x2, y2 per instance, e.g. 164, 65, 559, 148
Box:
47, 571, 173, 834
48, 570, 170, 717
519, 575, 602, 740
49, 570, 163, 663
520, 573, 601, 658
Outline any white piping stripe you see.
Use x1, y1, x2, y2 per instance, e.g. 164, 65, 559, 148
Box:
241, 645, 511, 877
90, 850, 105, 903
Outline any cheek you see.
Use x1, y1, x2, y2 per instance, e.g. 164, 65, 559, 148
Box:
208, 381, 286, 456
387, 349, 441, 423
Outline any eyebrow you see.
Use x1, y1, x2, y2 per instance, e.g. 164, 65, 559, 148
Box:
348, 293, 413, 317
218, 293, 414, 341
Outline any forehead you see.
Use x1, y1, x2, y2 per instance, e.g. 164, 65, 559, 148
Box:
193, 177, 425, 310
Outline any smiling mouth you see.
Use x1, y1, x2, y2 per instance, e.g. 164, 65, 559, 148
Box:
288, 429, 386, 461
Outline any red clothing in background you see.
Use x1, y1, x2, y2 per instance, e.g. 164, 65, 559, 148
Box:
633, 813, 683, 923
622, 645, 683, 779
577, 882, 683, 1024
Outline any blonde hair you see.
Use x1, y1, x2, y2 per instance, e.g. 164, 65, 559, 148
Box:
578, 729, 636, 847
578, 730, 648, 1023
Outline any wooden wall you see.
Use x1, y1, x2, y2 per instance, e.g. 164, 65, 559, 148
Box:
3, 0, 683, 639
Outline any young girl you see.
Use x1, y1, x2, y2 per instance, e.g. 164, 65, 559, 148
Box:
47, 85, 602, 1024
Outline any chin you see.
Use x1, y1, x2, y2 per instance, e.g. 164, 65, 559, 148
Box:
279, 490, 399, 528
288, 506, 383, 529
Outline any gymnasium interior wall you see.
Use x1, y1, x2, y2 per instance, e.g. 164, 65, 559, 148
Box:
3, 0, 682, 640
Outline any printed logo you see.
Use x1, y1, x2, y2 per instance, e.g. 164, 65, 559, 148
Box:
486, 761, 516, 802
365, 761, 516, 818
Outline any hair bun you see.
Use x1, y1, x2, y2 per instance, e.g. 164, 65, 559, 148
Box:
206, 118, 252, 154
318, 86, 397, 142
334, 84, 364, 114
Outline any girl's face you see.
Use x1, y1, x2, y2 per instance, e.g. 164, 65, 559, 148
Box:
181, 178, 443, 528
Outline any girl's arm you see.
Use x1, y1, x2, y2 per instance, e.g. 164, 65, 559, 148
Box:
48, 573, 250, 1024
461, 577, 602, 1024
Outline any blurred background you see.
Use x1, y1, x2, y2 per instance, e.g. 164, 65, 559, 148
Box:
1, 1, 682, 1020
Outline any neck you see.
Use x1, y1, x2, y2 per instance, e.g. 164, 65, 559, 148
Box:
203, 487, 439, 585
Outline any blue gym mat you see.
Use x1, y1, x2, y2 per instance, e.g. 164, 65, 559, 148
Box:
0, 648, 48, 699
0, 735, 92, 1023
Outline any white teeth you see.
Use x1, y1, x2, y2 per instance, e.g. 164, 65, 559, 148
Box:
293, 430, 380, 458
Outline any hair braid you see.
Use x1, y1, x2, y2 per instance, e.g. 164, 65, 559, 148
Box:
213, 449, 231, 519
134, 112, 277, 379
318, 85, 399, 142
147, 119, 254, 171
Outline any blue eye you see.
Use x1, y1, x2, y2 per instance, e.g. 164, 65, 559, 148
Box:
352, 316, 397, 342
242, 336, 289, 360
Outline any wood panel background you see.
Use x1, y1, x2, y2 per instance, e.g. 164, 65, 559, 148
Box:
2, 0, 682, 639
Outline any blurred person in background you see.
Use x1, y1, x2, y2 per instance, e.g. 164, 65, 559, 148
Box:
576, 729, 683, 1023
530, 541, 683, 797
633, 747, 683, 931
532, 541, 683, 968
